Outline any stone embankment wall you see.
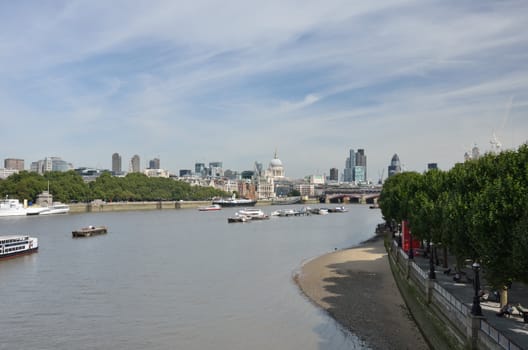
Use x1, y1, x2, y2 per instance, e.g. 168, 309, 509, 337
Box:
388, 240, 524, 350
69, 201, 211, 213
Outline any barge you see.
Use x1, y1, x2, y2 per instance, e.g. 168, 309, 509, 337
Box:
72, 226, 108, 237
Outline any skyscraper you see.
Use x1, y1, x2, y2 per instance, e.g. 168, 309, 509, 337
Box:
112, 153, 122, 173
195, 163, 206, 177
388, 154, 401, 178
343, 149, 355, 182
355, 149, 367, 181
329, 168, 339, 181
130, 155, 141, 173
149, 158, 160, 169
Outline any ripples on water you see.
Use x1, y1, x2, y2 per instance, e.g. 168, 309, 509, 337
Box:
0, 205, 380, 349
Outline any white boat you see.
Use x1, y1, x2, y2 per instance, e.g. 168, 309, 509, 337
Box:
0, 235, 38, 259
0, 197, 47, 217
309, 207, 329, 215
197, 204, 222, 211
274, 207, 311, 217
39, 203, 70, 215
237, 208, 269, 220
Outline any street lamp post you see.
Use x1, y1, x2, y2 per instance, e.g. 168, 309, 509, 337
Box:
471, 262, 482, 316
428, 242, 436, 279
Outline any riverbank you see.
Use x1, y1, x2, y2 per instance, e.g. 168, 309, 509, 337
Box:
68, 199, 322, 213
295, 234, 429, 349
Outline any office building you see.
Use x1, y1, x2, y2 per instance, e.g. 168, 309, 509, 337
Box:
329, 168, 339, 181
388, 154, 401, 178
343, 149, 355, 182
30, 157, 73, 174
149, 158, 160, 169
209, 161, 223, 177
112, 153, 122, 173
344, 148, 367, 183
4, 158, 24, 170
195, 163, 206, 177
130, 155, 141, 173
427, 163, 438, 170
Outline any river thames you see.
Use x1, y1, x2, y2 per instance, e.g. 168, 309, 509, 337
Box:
1, 205, 381, 349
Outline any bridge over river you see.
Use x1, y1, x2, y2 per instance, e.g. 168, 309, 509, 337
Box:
320, 187, 381, 204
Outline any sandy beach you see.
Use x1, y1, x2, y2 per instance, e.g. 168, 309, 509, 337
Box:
296, 235, 429, 350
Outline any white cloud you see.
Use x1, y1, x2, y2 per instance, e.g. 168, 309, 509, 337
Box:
0, 0, 527, 178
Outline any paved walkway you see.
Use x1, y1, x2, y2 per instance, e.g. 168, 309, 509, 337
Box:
409, 248, 528, 348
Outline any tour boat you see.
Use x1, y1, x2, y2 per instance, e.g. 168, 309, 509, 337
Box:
0, 197, 47, 217
237, 208, 268, 219
197, 204, 222, 211
0, 235, 39, 259
72, 226, 108, 237
40, 203, 70, 215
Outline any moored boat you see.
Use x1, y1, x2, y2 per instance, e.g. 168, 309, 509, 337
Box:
0, 235, 38, 259
309, 207, 329, 215
227, 214, 251, 223
72, 226, 108, 237
271, 208, 310, 217
198, 204, 222, 211
237, 208, 269, 220
39, 203, 70, 215
213, 194, 257, 207
328, 206, 348, 213
0, 196, 47, 217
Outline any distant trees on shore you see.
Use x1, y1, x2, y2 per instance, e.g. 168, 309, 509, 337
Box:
379, 144, 528, 289
0, 171, 229, 203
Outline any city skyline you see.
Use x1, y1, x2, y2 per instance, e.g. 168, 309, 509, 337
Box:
1, 1, 527, 179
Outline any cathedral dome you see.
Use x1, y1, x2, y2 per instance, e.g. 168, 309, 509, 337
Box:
270, 158, 282, 167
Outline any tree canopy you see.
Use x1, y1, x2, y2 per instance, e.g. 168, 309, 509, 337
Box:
379, 144, 528, 287
0, 171, 228, 203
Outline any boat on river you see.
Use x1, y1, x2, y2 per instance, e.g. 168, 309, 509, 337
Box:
227, 214, 251, 223
309, 207, 329, 215
198, 204, 222, 211
270, 207, 310, 217
0, 235, 38, 259
328, 206, 348, 213
213, 194, 257, 207
72, 226, 108, 237
0, 196, 47, 217
40, 203, 70, 215
237, 208, 269, 220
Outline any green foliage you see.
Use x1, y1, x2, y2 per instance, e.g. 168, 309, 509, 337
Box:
0, 171, 229, 203
378, 144, 528, 286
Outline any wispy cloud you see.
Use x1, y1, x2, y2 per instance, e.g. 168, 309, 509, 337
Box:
1, 0, 527, 177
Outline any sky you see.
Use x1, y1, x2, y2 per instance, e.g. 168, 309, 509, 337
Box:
1, 0, 527, 180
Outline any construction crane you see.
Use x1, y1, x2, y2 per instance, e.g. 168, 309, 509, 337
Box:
378, 168, 385, 185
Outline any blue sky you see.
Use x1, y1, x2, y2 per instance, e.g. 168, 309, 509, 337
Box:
1, 0, 527, 179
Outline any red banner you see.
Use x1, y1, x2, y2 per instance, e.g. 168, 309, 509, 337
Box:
401, 220, 421, 253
